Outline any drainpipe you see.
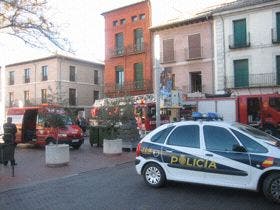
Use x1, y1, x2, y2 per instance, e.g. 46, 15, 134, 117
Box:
32, 62, 37, 105
220, 15, 227, 93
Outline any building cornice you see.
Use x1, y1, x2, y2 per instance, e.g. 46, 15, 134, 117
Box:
101, 0, 147, 16
150, 14, 212, 32
6, 55, 104, 69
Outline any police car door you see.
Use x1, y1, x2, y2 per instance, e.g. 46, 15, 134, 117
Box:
202, 124, 251, 188
162, 124, 205, 183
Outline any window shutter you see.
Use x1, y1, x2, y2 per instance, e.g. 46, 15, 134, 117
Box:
163, 39, 174, 62
234, 59, 249, 87
277, 56, 280, 85
233, 19, 247, 47
188, 34, 201, 59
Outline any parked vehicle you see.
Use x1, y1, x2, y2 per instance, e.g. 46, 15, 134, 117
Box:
91, 96, 169, 134
135, 120, 280, 203
7, 105, 84, 149
185, 94, 280, 136
134, 102, 169, 132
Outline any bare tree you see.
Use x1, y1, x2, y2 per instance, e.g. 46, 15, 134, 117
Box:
0, 0, 72, 52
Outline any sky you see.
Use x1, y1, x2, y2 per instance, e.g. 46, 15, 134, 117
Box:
0, 0, 234, 66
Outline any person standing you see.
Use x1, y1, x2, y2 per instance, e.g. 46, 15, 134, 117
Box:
3, 117, 17, 166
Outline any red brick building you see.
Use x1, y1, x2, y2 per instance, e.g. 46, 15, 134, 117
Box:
102, 0, 153, 97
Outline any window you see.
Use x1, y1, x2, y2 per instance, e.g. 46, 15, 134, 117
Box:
162, 39, 174, 63
9, 71, 14, 85
269, 97, 280, 111
274, 12, 280, 42
93, 91, 99, 103
115, 33, 124, 55
9, 92, 14, 107
94, 70, 98, 84
69, 66, 75, 81
134, 63, 143, 89
69, 88, 76, 106
24, 68, 30, 83
115, 66, 124, 88
277, 13, 280, 41
24, 91, 30, 105
139, 14, 145, 20
120, 18, 126, 25
231, 129, 268, 153
167, 125, 200, 148
113, 20, 118, 26
234, 59, 249, 87
131, 15, 138, 22
190, 72, 202, 92
41, 89, 47, 103
204, 126, 240, 152
134, 28, 144, 52
151, 126, 175, 144
188, 34, 201, 59
277, 55, 280, 85
232, 19, 248, 48
42, 66, 48, 81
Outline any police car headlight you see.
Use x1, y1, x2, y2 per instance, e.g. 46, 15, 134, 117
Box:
58, 133, 67, 137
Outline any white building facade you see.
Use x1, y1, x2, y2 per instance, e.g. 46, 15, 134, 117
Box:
213, 0, 280, 95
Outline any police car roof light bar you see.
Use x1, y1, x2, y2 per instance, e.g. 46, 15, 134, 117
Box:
192, 112, 223, 121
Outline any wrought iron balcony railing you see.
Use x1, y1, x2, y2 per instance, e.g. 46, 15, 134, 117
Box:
127, 43, 146, 55
110, 47, 126, 58
160, 50, 176, 64
185, 47, 203, 60
225, 73, 279, 89
104, 80, 153, 96
272, 28, 280, 44
229, 32, 250, 49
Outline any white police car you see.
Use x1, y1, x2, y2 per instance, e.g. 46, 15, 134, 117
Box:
135, 121, 280, 203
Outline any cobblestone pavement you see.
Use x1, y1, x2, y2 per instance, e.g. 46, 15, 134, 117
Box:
0, 137, 135, 193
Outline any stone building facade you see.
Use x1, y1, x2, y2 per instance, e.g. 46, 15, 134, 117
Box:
5, 55, 104, 109
212, 0, 280, 95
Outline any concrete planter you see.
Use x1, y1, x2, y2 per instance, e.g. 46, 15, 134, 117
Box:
103, 139, 122, 155
45, 144, 70, 167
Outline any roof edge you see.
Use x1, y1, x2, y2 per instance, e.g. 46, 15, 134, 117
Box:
6, 55, 104, 68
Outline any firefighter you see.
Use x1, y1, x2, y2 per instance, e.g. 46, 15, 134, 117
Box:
3, 117, 17, 166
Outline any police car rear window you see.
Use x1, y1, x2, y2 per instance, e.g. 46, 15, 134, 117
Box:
151, 126, 174, 144
231, 129, 268, 153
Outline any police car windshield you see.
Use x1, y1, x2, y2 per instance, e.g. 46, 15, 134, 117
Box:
232, 123, 280, 147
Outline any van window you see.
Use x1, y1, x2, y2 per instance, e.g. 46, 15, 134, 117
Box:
8, 115, 23, 124
269, 97, 280, 111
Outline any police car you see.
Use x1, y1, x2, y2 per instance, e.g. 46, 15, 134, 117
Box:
135, 120, 280, 203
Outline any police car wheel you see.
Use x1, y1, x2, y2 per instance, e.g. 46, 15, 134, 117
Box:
263, 173, 280, 203
143, 163, 165, 188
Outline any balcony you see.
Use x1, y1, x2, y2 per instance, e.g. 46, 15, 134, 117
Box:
104, 80, 153, 97
127, 43, 146, 55
272, 28, 280, 44
24, 77, 30, 83
225, 73, 279, 89
9, 79, 14, 85
110, 48, 126, 58
42, 76, 48, 81
229, 33, 250, 49
185, 47, 203, 60
160, 50, 175, 64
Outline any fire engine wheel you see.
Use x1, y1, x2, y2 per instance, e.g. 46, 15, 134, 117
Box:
46, 138, 56, 145
263, 173, 280, 203
143, 163, 166, 188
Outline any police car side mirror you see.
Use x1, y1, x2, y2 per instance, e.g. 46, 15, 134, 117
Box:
232, 144, 247, 153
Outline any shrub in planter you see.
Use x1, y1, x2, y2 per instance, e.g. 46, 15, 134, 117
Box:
92, 96, 140, 153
